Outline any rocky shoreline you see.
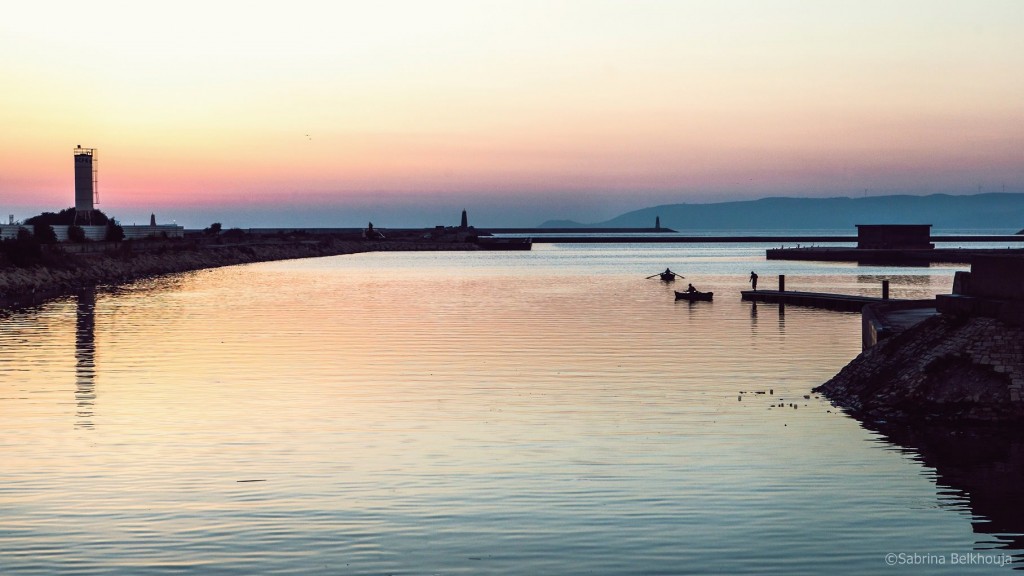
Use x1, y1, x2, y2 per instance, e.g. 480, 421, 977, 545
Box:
0, 237, 476, 310
815, 313, 1024, 424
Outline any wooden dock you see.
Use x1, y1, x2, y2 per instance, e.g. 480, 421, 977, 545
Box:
741, 289, 889, 312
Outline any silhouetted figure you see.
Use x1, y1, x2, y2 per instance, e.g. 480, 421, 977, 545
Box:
367, 222, 374, 233
686, 283, 698, 293
749, 271, 758, 291
647, 267, 684, 282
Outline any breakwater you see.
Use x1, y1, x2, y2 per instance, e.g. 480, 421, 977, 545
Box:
0, 238, 476, 310
767, 246, 1024, 264
491, 232, 1024, 244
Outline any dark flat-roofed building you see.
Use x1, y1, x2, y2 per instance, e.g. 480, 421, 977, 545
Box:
856, 224, 933, 249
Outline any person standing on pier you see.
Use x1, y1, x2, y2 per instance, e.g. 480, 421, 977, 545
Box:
749, 271, 758, 291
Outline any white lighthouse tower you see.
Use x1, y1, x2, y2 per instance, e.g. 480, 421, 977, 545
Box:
74, 145, 98, 224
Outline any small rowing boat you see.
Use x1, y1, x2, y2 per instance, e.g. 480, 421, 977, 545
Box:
674, 290, 713, 301
647, 269, 683, 282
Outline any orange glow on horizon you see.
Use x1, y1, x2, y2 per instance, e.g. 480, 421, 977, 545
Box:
1, 1, 1022, 222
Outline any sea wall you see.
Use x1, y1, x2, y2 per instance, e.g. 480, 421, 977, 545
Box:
0, 238, 476, 309
936, 255, 1024, 324
815, 313, 1024, 423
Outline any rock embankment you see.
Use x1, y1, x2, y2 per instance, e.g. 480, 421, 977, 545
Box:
815, 313, 1024, 424
0, 238, 475, 309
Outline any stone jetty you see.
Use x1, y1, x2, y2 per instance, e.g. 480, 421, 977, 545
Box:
0, 236, 476, 309
815, 313, 1024, 423
816, 255, 1024, 424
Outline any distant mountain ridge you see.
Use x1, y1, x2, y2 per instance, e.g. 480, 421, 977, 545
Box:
540, 193, 1024, 231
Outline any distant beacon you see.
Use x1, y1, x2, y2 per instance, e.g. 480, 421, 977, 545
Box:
74, 145, 98, 224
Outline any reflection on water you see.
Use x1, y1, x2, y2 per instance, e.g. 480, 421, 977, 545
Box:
856, 274, 933, 286
869, 421, 1024, 556
0, 247, 1018, 574
74, 289, 95, 430
748, 301, 786, 333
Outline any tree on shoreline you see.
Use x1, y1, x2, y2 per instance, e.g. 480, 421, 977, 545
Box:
25, 207, 110, 227
1, 228, 43, 267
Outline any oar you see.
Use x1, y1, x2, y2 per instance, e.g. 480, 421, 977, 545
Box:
645, 274, 660, 279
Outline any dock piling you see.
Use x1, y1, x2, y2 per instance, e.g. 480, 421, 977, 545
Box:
882, 280, 890, 300
779, 275, 785, 292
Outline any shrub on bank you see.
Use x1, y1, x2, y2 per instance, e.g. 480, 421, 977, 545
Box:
1, 228, 43, 267
33, 224, 58, 245
223, 228, 247, 241
67, 225, 87, 243
106, 219, 125, 242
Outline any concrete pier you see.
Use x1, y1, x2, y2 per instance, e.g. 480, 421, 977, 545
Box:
741, 289, 888, 312
741, 274, 901, 312
767, 246, 1024, 265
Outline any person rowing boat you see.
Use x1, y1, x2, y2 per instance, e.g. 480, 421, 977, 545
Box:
647, 268, 684, 282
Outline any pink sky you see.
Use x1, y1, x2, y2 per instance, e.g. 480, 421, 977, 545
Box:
1, 1, 1022, 227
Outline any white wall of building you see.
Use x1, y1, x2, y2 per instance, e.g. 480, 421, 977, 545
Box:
0, 224, 183, 242
0, 225, 26, 240
55, 225, 108, 241
122, 225, 185, 239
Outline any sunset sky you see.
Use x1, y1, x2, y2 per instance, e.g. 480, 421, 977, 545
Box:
1, 1, 1022, 227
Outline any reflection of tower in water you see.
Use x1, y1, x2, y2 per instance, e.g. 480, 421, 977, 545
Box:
75, 290, 96, 429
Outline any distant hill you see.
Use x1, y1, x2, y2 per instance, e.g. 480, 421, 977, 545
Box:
540, 193, 1024, 231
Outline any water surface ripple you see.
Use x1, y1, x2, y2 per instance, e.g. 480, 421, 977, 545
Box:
1, 244, 1018, 574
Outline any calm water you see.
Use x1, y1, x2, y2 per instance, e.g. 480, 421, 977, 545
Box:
1, 243, 1020, 574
